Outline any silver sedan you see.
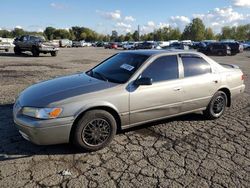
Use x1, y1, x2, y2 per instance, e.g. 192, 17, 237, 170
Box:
13, 50, 245, 151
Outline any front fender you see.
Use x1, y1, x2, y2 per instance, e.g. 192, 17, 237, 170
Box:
74, 101, 120, 119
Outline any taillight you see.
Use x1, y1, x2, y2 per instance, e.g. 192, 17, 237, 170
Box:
241, 74, 246, 80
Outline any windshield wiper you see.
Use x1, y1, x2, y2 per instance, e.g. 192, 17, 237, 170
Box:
93, 71, 109, 82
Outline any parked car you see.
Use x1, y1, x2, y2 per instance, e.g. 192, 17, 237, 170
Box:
95, 41, 105, 47
59, 39, 72, 48
157, 41, 170, 48
162, 42, 189, 50
13, 50, 245, 151
123, 42, 135, 50
134, 41, 156, 49
198, 43, 231, 56
104, 42, 118, 49
220, 42, 243, 55
72, 41, 82, 47
14, 35, 59, 57
242, 41, 250, 50
0, 39, 11, 52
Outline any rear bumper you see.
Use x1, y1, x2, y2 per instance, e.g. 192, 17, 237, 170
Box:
231, 84, 245, 99
13, 114, 74, 145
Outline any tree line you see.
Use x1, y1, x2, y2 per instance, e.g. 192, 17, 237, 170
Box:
0, 18, 250, 42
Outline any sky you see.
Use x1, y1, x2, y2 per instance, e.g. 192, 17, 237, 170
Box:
0, 0, 250, 34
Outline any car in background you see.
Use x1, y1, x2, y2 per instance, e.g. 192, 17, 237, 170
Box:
221, 41, 243, 55
134, 41, 156, 49
157, 41, 170, 48
0, 39, 11, 52
104, 42, 118, 49
59, 39, 72, 48
198, 43, 231, 56
95, 41, 105, 47
72, 41, 82, 47
162, 42, 189, 50
13, 50, 245, 151
242, 41, 250, 50
14, 35, 59, 57
123, 42, 135, 50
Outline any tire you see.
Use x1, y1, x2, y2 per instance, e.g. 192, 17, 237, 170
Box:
217, 51, 223, 56
203, 91, 227, 120
73, 110, 117, 151
5, 49, 9, 52
31, 47, 40, 57
14, 46, 21, 55
51, 51, 58, 57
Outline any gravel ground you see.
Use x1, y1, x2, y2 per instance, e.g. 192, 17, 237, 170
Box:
0, 48, 249, 187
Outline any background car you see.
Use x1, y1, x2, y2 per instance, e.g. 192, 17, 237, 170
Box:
198, 43, 231, 56
14, 35, 59, 57
162, 42, 189, 50
123, 42, 135, 50
134, 41, 156, 49
104, 42, 118, 49
0, 39, 11, 52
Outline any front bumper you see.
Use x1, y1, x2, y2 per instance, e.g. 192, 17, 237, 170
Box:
0, 46, 10, 50
39, 47, 59, 52
13, 109, 74, 145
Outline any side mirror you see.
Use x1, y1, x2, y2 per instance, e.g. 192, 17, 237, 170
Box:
134, 77, 153, 86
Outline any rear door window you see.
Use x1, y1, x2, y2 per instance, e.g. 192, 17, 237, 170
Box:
181, 55, 211, 77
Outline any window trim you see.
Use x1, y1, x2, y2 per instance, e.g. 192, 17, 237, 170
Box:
178, 54, 212, 78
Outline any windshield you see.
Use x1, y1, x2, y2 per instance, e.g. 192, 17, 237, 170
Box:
87, 53, 149, 83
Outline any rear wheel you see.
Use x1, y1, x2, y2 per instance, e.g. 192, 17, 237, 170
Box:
203, 91, 227, 119
217, 51, 223, 56
51, 51, 58, 57
73, 110, 117, 151
31, 47, 40, 57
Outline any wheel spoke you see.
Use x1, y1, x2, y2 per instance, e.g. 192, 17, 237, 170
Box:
82, 118, 111, 147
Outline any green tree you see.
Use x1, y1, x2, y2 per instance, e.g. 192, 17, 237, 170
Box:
44, 27, 56, 40
205, 28, 215, 40
220, 26, 233, 40
53, 29, 71, 39
182, 18, 205, 41
11, 28, 25, 37
168, 28, 181, 40
124, 32, 133, 41
132, 31, 139, 41
0, 29, 12, 38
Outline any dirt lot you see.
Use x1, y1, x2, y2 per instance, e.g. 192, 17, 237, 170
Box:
0, 48, 249, 187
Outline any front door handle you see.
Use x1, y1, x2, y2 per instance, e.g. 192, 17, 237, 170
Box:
173, 87, 182, 91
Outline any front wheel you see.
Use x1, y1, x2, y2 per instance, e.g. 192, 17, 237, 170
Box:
51, 51, 58, 57
73, 110, 117, 151
203, 91, 227, 119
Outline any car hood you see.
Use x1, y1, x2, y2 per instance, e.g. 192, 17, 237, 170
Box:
18, 73, 116, 107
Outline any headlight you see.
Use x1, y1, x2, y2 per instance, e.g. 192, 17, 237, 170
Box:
22, 107, 62, 119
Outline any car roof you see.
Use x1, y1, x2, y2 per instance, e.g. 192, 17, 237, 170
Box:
120, 49, 198, 56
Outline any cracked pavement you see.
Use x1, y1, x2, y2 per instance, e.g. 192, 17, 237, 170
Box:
0, 48, 249, 187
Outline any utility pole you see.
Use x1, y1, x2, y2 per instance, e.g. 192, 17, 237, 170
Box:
138, 25, 140, 41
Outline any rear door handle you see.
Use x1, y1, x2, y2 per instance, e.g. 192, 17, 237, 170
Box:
173, 87, 182, 91
213, 80, 218, 83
